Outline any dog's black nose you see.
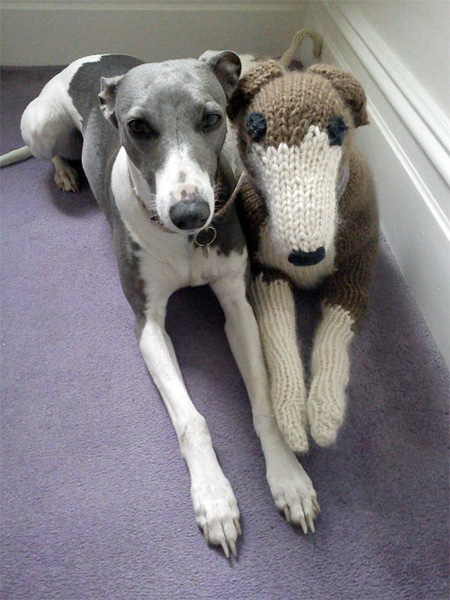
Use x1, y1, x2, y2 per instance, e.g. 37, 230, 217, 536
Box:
288, 247, 326, 267
169, 200, 210, 231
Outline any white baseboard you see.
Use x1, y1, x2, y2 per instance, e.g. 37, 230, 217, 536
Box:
0, 2, 308, 66
304, 1, 450, 367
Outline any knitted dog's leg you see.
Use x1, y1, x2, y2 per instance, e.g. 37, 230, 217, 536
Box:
308, 151, 378, 446
307, 302, 354, 446
250, 272, 308, 453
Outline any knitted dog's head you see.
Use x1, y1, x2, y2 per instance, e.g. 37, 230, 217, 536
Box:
228, 61, 369, 266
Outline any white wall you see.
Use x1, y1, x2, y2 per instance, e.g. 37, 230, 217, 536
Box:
344, 0, 450, 116
0, 1, 309, 66
304, 0, 450, 366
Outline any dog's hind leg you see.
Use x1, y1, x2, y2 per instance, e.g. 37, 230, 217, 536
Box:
51, 157, 80, 192
137, 292, 241, 557
211, 267, 319, 534
21, 94, 82, 192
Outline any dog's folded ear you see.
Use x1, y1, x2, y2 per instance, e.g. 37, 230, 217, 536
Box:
308, 64, 369, 128
98, 75, 123, 128
199, 50, 242, 101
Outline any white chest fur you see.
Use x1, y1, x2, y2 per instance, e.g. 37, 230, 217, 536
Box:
111, 148, 247, 294
257, 223, 336, 290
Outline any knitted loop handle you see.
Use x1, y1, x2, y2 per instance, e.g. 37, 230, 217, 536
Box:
279, 29, 323, 69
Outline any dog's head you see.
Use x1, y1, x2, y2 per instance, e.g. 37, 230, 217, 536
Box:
99, 51, 241, 233
228, 61, 369, 266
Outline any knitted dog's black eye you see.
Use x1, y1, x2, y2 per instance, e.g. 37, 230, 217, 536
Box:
246, 112, 267, 142
328, 116, 348, 146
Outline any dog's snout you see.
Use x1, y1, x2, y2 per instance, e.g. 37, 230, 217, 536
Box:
169, 199, 210, 231
288, 247, 326, 267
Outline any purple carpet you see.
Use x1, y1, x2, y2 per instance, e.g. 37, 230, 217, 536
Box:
1, 67, 449, 600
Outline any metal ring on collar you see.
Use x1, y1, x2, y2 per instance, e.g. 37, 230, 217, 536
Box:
194, 226, 217, 247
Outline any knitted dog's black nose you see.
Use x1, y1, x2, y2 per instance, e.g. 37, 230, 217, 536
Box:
169, 199, 210, 231
288, 247, 326, 266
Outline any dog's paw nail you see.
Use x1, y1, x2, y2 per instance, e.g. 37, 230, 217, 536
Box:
312, 497, 321, 514
221, 540, 230, 558
229, 539, 238, 558
203, 524, 210, 544
299, 516, 308, 535
234, 518, 242, 536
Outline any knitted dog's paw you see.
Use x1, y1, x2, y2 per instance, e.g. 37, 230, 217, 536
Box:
276, 414, 309, 454
307, 377, 346, 446
271, 379, 309, 453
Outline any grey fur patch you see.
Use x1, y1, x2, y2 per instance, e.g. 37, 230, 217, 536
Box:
210, 155, 246, 257
68, 55, 144, 126
114, 226, 147, 319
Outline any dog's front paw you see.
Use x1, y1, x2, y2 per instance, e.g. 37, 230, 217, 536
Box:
307, 376, 346, 447
191, 475, 241, 558
267, 453, 319, 533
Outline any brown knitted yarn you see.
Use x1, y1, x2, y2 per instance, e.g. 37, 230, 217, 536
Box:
250, 72, 343, 149
227, 60, 284, 120
308, 64, 370, 127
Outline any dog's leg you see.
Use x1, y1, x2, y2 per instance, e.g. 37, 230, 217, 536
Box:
137, 296, 240, 557
211, 272, 319, 533
52, 157, 80, 192
20, 92, 81, 192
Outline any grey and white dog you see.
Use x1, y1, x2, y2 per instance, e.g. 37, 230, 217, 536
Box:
6, 53, 319, 556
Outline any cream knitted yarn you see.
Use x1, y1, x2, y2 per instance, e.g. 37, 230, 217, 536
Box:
250, 127, 341, 256
250, 275, 309, 453
307, 303, 354, 447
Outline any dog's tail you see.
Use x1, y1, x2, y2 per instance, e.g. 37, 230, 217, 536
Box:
0, 145, 33, 168
279, 28, 323, 69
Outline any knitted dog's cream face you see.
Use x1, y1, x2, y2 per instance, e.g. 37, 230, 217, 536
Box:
247, 124, 343, 260
229, 62, 368, 267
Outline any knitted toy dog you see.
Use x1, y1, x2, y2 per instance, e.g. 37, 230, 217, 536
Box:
227, 59, 378, 452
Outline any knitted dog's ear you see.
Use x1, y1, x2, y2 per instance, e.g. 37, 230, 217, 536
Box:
227, 60, 284, 121
308, 64, 369, 127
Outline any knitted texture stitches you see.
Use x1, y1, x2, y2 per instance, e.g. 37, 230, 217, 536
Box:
308, 304, 354, 446
249, 128, 341, 255
231, 62, 378, 450
250, 275, 309, 453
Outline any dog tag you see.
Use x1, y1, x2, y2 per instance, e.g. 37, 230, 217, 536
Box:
194, 226, 217, 258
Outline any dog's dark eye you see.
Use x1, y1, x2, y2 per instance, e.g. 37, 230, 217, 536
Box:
246, 112, 267, 142
328, 116, 348, 146
128, 119, 156, 137
203, 113, 222, 130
